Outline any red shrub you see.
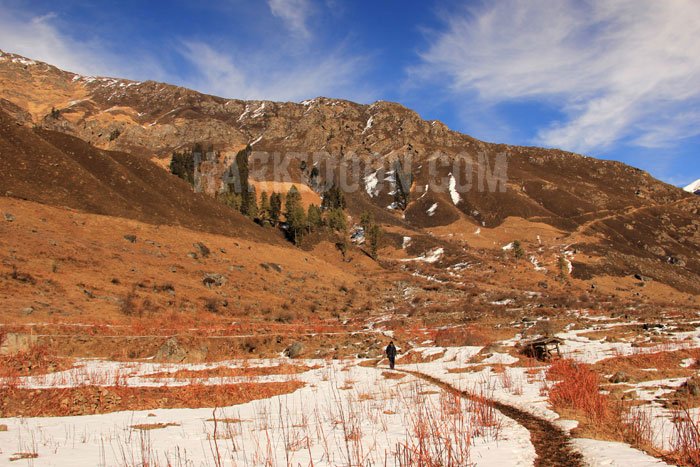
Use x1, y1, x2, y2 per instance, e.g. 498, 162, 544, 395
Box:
546, 359, 611, 423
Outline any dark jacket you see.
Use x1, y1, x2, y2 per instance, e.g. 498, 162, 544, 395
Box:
386, 343, 397, 359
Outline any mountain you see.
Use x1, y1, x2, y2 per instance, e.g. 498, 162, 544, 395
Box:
0, 103, 279, 243
1, 49, 699, 298
684, 179, 700, 195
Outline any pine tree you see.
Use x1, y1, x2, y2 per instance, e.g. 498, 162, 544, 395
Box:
269, 192, 282, 225
513, 240, 524, 260
218, 192, 242, 210
243, 185, 258, 218
321, 185, 345, 210
326, 208, 347, 232
360, 211, 373, 235
367, 224, 382, 260
285, 186, 306, 243
557, 255, 569, 282
170, 148, 195, 185
259, 191, 270, 222
336, 239, 348, 261
231, 145, 256, 217
307, 204, 323, 231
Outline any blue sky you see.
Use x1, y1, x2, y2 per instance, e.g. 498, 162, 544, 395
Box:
1, 0, 698, 187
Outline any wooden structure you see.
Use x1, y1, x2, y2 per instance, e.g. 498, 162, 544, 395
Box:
522, 337, 563, 361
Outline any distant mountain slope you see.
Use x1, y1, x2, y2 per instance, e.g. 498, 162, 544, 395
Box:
1, 50, 699, 293
0, 106, 280, 243
0, 50, 687, 225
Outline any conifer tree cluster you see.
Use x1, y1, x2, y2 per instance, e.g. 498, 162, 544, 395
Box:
214, 158, 353, 249
170, 147, 196, 185
278, 184, 351, 246
218, 145, 265, 221
171, 143, 216, 187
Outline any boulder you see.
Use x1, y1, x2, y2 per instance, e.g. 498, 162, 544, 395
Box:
193, 242, 211, 258
203, 273, 226, 288
154, 337, 187, 363
284, 342, 304, 358
685, 377, 700, 397
0, 333, 39, 354
609, 371, 630, 384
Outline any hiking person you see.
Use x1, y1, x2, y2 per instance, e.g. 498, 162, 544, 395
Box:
385, 341, 397, 369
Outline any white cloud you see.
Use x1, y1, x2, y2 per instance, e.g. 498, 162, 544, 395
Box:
0, 8, 163, 80
267, 0, 313, 39
0, 4, 373, 104
415, 0, 700, 153
180, 40, 374, 103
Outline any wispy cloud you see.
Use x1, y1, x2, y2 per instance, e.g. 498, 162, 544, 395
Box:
267, 0, 313, 39
0, 2, 373, 103
179, 40, 374, 103
414, 0, 700, 153
0, 7, 162, 80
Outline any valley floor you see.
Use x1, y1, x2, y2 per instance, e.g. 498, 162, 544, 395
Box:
1, 309, 699, 466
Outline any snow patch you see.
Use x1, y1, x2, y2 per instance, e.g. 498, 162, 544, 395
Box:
362, 115, 374, 134
572, 438, 672, 466
681, 357, 696, 368
530, 256, 546, 272
251, 102, 266, 118
402, 236, 412, 249
683, 179, 700, 194
11, 56, 37, 66
427, 203, 438, 216
250, 134, 263, 146
418, 184, 429, 199
448, 173, 461, 205
401, 247, 444, 264
364, 171, 379, 197
490, 298, 514, 306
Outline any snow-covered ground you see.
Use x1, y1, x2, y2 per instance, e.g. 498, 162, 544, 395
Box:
0, 359, 534, 466
1, 313, 698, 466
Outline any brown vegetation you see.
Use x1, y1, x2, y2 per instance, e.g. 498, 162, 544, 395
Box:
0, 381, 303, 417
143, 363, 319, 380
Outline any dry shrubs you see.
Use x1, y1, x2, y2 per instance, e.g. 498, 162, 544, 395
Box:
0, 344, 72, 377
433, 326, 511, 347
382, 371, 406, 380
546, 359, 654, 451
395, 385, 501, 466
669, 408, 700, 466
131, 422, 180, 431
143, 363, 317, 380
547, 359, 612, 424
0, 381, 304, 417
593, 348, 700, 384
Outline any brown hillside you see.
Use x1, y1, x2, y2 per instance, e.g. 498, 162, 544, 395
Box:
0, 109, 279, 243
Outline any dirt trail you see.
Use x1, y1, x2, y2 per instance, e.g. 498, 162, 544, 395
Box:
401, 369, 584, 467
